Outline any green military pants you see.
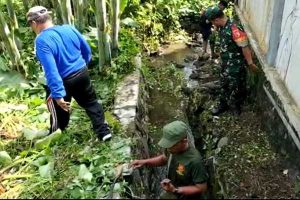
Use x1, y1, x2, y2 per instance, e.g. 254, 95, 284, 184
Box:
219, 64, 247, 107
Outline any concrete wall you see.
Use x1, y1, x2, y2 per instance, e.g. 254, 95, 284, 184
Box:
275, 0, 300, 108
236, 0, 300, 161
238, 0, 300, 108
238, 0, 274, 54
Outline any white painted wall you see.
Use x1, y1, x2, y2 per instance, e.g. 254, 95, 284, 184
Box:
238, 0, 300, 107
238, 0, 274, 54
275, 0, 300, 107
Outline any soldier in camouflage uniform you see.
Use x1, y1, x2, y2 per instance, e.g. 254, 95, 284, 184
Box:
206, 6, 257, 115
209, 1, 229, 58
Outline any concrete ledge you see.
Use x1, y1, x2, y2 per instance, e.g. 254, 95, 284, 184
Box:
113, 71, 140, 129
235, 6, 300, 151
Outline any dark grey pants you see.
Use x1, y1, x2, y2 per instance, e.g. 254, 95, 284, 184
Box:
45, 67, 110, 138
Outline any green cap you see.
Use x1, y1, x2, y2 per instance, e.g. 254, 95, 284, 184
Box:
158, 121, 188, 148
206, 6, 222, 21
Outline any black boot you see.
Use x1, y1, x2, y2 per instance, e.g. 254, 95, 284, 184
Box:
212, 102, 228, 115
232, 104, 241, 116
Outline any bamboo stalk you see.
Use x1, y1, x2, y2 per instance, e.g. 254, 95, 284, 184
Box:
58, 0, 74, 24
6, 0, 19, 29
111, 0, 120, 58
73, 0, 86, 31
95, 0, 111, 69
22, 0, 30, 12
0, 11, 24, 73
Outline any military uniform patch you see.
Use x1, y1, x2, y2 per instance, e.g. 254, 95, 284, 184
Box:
176, 163, 185, 176
231, 24, 248, 47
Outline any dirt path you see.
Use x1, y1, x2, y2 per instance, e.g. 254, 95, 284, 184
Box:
208, 106, 297, 198
142, 40, 298, 198
191, 54, 298, 198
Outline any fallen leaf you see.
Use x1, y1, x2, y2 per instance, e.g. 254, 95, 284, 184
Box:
78, 164, 93, 183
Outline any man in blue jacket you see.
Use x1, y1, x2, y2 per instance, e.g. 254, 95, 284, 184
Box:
27, 6, 112, 141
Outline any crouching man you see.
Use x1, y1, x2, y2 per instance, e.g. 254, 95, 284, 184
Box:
131, 121, 208, 199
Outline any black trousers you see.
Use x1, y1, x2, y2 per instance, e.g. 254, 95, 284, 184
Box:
45, 67, 110, 137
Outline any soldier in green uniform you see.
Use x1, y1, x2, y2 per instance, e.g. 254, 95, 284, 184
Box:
131, 121, 208, 200
209, 0, 229, 58
206, 6, 257, 115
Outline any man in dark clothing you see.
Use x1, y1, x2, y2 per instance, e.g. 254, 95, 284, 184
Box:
27, 6, 111, 141
206, 6, 257, 116
218, 0, 229, 10
199, 10, 213, 54
131, 121, 208, 199
199, 1, 228, 57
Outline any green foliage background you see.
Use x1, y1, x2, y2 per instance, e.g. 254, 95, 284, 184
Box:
0, 0, 224, 198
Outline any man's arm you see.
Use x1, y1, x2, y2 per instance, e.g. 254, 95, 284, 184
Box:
231, 24, 257, 71
242, 46, 253, 65
242, 46, 257, 71
174, 183, 207, 195
131, 154, 168, 168
36, 38, 66, 99
161, 180, 207, 196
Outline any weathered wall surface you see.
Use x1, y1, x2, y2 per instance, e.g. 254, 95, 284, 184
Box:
236, 0, 300, 162
238, 0, 274, 54
238, 0, 300, 108
275, 0, 300, 108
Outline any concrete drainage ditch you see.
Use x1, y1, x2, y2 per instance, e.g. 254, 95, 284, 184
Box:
111, 43, 225, 199
112, 41, 296, 199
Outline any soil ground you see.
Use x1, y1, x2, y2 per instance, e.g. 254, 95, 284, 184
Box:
208, 104, 297, 199
147, 41, 298, 199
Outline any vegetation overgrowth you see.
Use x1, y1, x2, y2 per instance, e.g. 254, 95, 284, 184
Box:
0, 0, 221, 198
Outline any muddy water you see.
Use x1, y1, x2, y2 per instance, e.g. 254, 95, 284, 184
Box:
148, 43, 200, 128
143, 42, 297, 199
144, 43, 204, 199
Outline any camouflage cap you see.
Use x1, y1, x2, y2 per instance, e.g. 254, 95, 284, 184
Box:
158, 121, 188, 149
206, 6, 222, 21
26, 6, 51, 23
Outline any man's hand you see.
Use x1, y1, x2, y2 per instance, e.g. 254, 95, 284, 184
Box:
248, 63, 258, 73
130, 160, 146, 169
160, 178, 176, 193
55, 98, 70, 112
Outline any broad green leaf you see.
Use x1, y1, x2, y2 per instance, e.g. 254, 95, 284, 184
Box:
23, 128, 48, 141
0, 151, 12, 167
78, 164, 93, 183
35, 129, 62, 150
0, 56, 8, 72
120, 0, 128, 14
30, 97, 45, 107
32, 156, 49, 167
0, 71, 28, 87
39, 161, 54, 179
121, 18, 139, 27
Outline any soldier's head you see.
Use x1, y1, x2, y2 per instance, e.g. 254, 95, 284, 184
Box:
206, 6, 226, 27
27, 6, 52, 34
158, 121, 189, 154
218, 0, 228, 11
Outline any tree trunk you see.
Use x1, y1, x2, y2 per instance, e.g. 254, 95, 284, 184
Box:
0, 11, 24, 73
6, 0, 19, 29
22, 0, 30, 13
73, 0, 87, 31
51, 0, 63, 24
111, 0, 120, 58
95, 0, 111, 69
58, 0, 74, 24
